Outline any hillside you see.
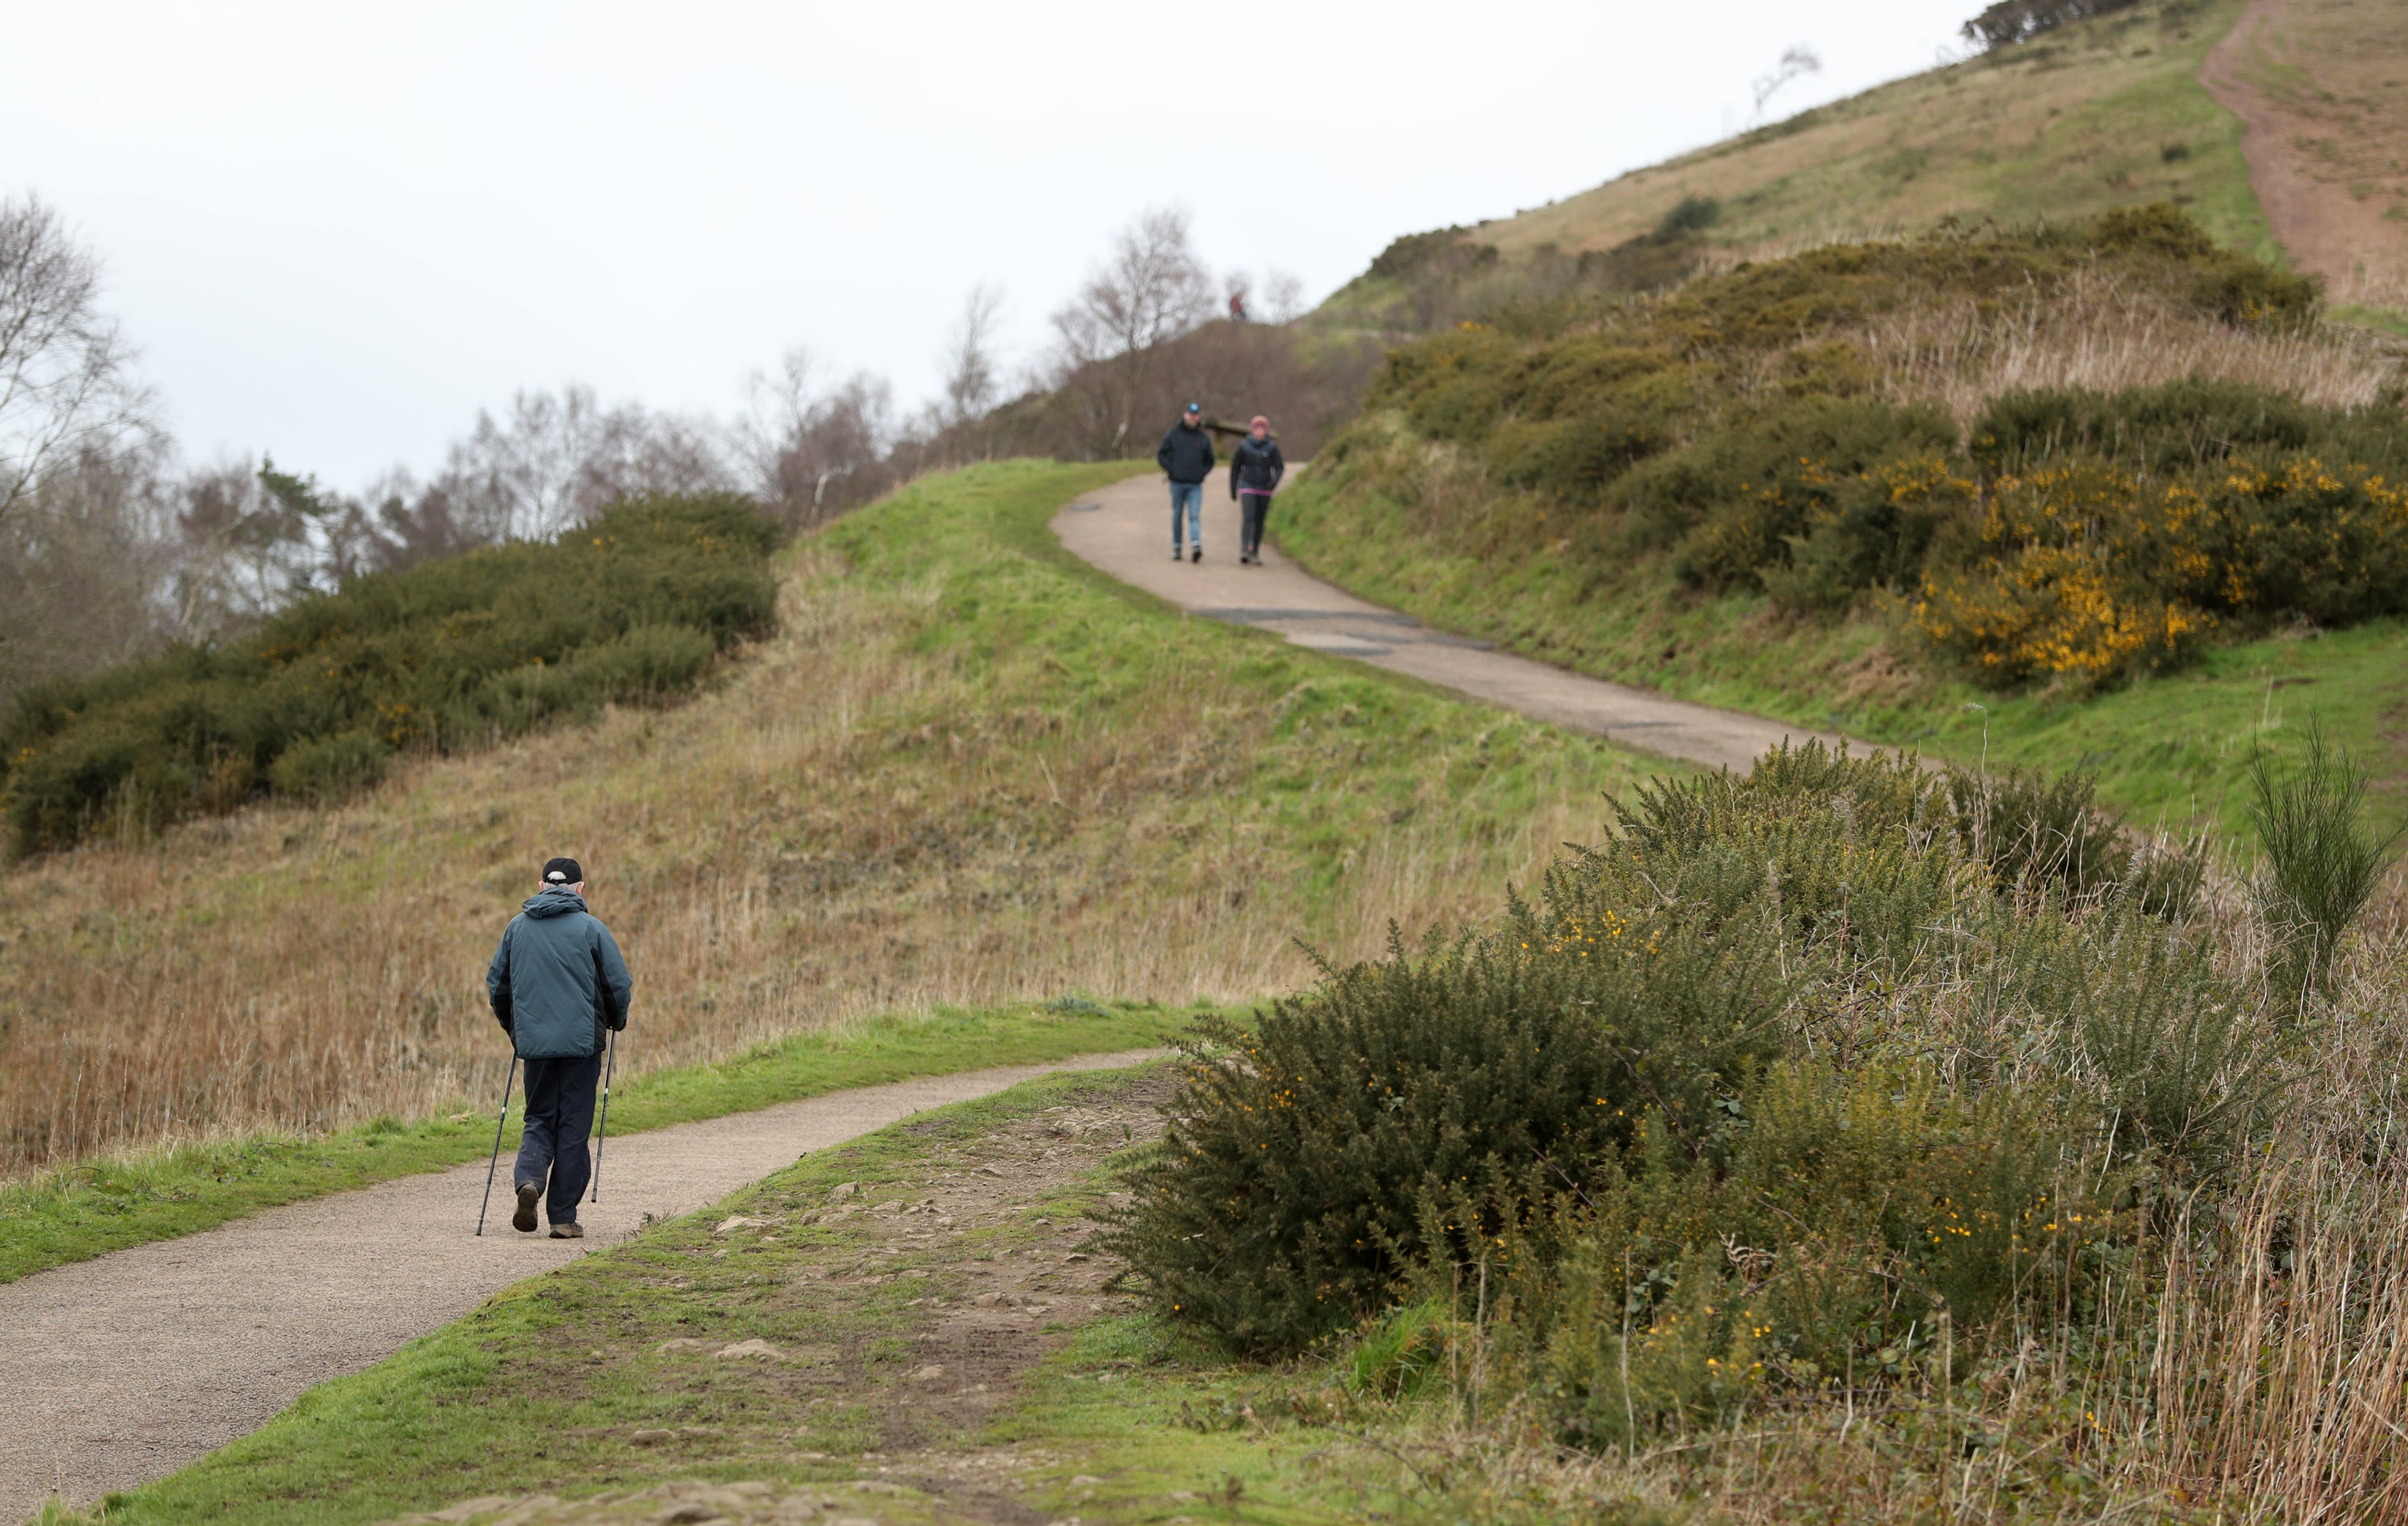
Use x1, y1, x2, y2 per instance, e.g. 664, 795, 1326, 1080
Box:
1279, 208, 2408, 838
0, 462, 1670, 1182
1317, 0, 2408, 336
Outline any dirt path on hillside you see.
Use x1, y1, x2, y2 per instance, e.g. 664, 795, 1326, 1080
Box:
2199, 0, 2408, 307
0, 1050, 1159, 1522
1056, 470, 1832, 774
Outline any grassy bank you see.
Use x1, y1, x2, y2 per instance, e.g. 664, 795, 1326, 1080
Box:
0, 999, 1180, 1285
1280, 462, 2408, 838
0, 460, 1672, 1185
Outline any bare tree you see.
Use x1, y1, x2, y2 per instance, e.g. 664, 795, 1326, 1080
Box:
1047, 207, 1214, 457
437, 385, 609, 542
744, 348, 898, 528
429, 385, 730, 542
1262, 270, 1309, 324
938, 283, 1007, 432
0, 437, 176, 699
0, 195, 151, 528
1750, 44, 1822, 126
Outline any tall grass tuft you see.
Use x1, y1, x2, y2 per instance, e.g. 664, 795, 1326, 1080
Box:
2249, 718, 2402, 1006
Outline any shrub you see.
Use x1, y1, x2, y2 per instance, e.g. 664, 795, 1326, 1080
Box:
265, 730, 390, 804
0, 492, 781, 854
1537, 1059, 2105, 1447
2249, 722, 2402, 1006
1628, 397, 1958, 572
1915, 456, 2408, 686
1970, 379, 2406, 479
1108, 922, 1784, 1354
1120, 737, 2272, 1450
1946, 762, 2132, 897
2066, 918, 2275, 1170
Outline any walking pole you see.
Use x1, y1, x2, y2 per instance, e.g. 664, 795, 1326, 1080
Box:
475, 1055, 520, 1236
591, 1027, 617, 1204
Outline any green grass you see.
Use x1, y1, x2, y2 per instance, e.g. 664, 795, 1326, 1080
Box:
0, 1000, 1183, 1286
6, 458, 1682, 1276
1277, 462, 2408, 843
60, 1060, 1444, 1526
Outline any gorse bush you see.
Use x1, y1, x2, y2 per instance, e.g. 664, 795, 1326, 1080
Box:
1307, 206, 2404, 692
1116, 743, 2247, 1383
1108, 922, 1784, 1353
1914, 455, 2408, 685
0, 492, 780, 854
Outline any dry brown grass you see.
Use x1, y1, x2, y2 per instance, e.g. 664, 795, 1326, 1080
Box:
1841, 265, 2408, 428
0, 463, 1667, 1180
1484, 0, 2268, 262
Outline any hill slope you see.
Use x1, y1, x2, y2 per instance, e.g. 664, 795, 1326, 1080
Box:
1279, 211, 2408, 839
1317, 0, 2408, 336
0, 462, 1671, 1178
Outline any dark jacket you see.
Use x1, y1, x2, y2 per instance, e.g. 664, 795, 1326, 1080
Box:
1230, 437, 1285, 497
487, 887, 633, 1059
1157, 420, 1216, 484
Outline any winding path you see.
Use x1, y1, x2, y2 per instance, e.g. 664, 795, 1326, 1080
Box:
0, 1050, 1158, 1521
3, 474, 1831, 1523
1056, 469, 1832, 774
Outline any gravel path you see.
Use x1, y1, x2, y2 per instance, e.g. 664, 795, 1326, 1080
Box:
1056, 470, 1832, 773
0, 1049, 1160, 1521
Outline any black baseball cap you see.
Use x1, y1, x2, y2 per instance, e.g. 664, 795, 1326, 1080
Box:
542, 857, 584, 885
1183, 401, 1202, 415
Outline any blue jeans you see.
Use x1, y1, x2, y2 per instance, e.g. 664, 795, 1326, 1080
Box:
1169, 481, 1203, 547
515, 1052, 601, 1225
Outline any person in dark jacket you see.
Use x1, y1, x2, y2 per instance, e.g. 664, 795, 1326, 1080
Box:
1156, 402, 1215, 563
486, 856, 633, 1238
1230, 415, 1285, 565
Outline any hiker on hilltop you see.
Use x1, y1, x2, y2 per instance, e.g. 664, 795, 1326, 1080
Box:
1157, 401, 1216, 564
487, 857, 632, 1239
1231, 415, 1285, 566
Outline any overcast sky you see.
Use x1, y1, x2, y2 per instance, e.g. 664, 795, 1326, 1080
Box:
3, 2, 1978, 488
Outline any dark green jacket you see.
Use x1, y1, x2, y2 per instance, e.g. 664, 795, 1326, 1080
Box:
486, 888, 633, 1058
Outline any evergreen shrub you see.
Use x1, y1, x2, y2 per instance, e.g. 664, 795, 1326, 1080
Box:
1119, 743, 2236, 1387
0, 492, 780, 854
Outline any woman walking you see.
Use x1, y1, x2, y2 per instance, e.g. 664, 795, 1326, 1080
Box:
1230, 415, 1285, 565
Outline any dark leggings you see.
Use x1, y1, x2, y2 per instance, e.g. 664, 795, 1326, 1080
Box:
1240, 491, 1272, 556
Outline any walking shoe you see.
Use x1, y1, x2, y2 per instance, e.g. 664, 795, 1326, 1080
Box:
512, 1182, 539, 1234
1170, 546, 1184, 561
1190, 545, 1202, 563
549, 1221, 584, 1239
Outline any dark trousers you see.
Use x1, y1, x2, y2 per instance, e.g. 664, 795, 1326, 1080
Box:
1240, 491, 1272, 557
515, 1052, 601, 1225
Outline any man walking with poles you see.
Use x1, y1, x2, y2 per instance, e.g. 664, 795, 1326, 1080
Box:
484, 857, 632, 1239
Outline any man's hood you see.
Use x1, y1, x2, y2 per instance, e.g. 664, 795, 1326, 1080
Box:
520, 886, 589, 920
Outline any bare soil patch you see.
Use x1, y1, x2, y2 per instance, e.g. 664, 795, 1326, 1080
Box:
2200, 0, 2408, 306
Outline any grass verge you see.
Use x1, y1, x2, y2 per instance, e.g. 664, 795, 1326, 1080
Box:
0, 1000, 1184, 1286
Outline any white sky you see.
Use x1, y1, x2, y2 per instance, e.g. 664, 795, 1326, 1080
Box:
3, 2, 1978, 488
